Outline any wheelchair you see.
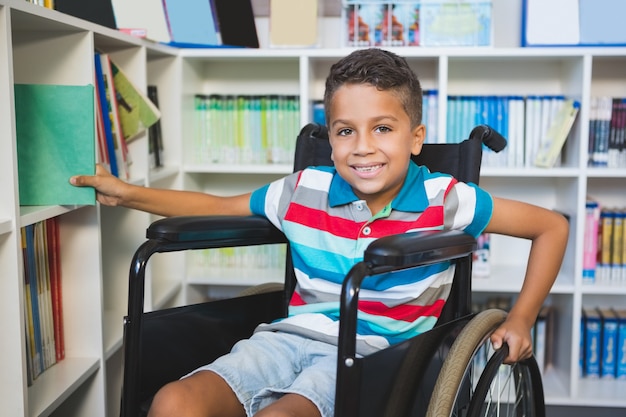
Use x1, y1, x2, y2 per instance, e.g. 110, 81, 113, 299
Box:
120, 123, 545, 417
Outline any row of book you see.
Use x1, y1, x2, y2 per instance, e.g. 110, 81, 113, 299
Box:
193, 94, 300, 165
447, 95, 579, 168
21, 218, 64, 386
94, 52, 163, 180
344, 1, 492, 47
583, 201, 626, 285
588, 96, 626, 168
581, 307, 626, 379
309, 92, 578, 169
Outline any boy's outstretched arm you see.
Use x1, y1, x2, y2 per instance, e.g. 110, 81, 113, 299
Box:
484, 197, 569, 363
70, 164, 253, 218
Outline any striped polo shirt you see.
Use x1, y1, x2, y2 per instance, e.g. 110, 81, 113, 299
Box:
249, 161, 493, 355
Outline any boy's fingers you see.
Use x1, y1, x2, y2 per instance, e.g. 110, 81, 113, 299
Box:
70, 175, 93, 187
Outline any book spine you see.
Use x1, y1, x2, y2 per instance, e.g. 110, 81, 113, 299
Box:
599, 309, 618, 379
583, 200, 600, 283
583, 308, 601, 378
616, 309, 626, 379
599, 209, 614, 283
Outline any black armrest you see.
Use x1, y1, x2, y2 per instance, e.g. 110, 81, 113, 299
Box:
364, 230, 476, 271
146, 215, 287, 249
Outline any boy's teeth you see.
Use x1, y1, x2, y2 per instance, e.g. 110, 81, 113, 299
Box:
355, 165, 381, 172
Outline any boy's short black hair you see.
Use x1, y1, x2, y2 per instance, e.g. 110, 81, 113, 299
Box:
323, 48, 423, 128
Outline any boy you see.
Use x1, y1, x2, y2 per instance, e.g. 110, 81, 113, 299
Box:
70, 48, 568, 417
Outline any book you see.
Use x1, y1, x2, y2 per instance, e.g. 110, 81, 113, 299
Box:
615, 309, 626, 379
162, 0, 219, 46
583, 200, 600, 283
46, 217, 64, 362
583, 307, 601, 378
534, 99, 580, 168
147, 85, 164, 168
270, 0, 318, 47
54, 0, 117, 29
111, 0, 171, 43
110, 59, 161, 143
212, 0, 259, 48
14, 84, 96, 206
599, 308, 618, 378
534, 305, 553, 374
94, 52, 118, 177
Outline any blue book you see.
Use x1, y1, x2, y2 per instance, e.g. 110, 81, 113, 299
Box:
583, 308, 602, 377
599, 308, 618, 378
94, 52, 119, 177
162, 0, 219, 46
616, 309, 626, 379
25, 224, 44, 378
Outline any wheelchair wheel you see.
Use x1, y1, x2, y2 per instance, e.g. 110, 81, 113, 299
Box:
425, 309, 545, 417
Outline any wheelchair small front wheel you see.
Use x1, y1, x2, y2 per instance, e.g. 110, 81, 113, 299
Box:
425, 309, 544, 417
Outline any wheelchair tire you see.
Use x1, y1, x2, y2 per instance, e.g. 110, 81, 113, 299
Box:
425, 308, 544, 417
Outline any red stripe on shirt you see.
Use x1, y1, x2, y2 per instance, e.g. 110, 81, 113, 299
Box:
358, 298, 446, 322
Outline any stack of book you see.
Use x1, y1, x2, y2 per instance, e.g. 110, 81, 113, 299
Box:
21, 218, 64, 386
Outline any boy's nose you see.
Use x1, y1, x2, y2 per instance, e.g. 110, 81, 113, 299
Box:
354, 133, 375, 154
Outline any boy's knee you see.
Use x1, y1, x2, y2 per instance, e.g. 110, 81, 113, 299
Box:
148, 381, 193, 417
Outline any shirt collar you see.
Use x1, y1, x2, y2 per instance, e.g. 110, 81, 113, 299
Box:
328, 161, 430, 212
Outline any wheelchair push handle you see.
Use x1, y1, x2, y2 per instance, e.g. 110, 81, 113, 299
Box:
470, 124, 507, 153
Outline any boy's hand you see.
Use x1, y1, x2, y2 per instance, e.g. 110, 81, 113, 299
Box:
70, 164, 127, 207
490, 315, 534, 363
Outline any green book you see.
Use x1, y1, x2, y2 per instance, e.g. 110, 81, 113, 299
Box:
15, 84, 96, 206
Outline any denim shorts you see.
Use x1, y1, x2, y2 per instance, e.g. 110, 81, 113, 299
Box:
185, 331, 337, 417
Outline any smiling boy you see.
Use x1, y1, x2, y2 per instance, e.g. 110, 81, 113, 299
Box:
71, 48, 568, 417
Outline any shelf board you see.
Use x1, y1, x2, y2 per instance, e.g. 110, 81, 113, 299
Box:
581, 284, 626, 295
0, 217, 12, 235
28, 357, 100, 417
572, 379, 626, 408
149, 165, 180, 183
20, 205, 83, 227
183, 163, 293, 175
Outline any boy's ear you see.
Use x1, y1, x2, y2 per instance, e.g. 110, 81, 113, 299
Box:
410, 124, 426, 155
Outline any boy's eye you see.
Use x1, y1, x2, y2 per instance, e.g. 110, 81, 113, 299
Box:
337, 128, 353, 136
375, 125, 391, 133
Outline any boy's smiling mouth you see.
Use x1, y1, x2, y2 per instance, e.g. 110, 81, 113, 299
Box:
352, 163, 384, 175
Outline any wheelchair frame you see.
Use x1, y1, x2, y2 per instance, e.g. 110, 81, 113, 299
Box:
119, 124, 545, 417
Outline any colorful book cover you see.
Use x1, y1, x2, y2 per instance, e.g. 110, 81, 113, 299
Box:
534, 99, 580, 168
110, 59, 161, 143
14, 84, 95, 206
95, 52, 118, 177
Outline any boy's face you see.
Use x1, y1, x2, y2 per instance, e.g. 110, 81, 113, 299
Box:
328, 83, 425, 214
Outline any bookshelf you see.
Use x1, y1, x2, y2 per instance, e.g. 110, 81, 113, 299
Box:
0, 0, 181, 416
1, 0, 625, 415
